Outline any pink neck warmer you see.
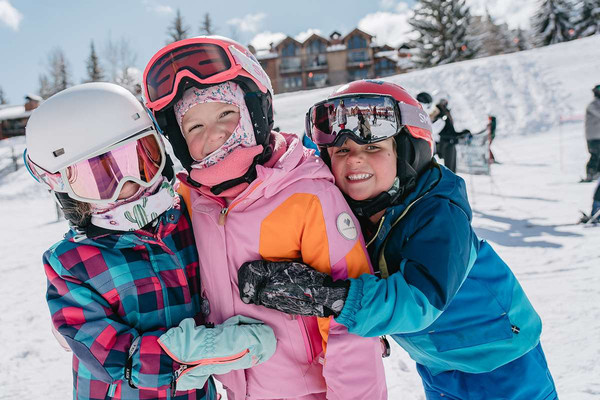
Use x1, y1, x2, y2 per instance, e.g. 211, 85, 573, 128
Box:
190, 131, 288, 199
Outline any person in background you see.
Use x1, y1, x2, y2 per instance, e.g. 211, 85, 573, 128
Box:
24, 82, 275, 400
239, 80, 558, 400
430, 98, 460, 172
336, 99, 348, 130
579, 178, 600, 224
583, 84, 600, 182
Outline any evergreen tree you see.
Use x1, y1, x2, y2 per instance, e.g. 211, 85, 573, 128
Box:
531, 0, 575, 46
85, 40, 104, 82
167, 9, 189, 43
199, 13, 215, 35
514, 27, 531, 51
0, 86, 7, 105
572, 0, 600, 38
408, 0, 480, 68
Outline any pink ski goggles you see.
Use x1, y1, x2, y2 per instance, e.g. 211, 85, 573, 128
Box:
25, 129, 166, 203
144, 38, 270, 112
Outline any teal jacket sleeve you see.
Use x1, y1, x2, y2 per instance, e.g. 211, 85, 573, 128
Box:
335, 197, 479, 337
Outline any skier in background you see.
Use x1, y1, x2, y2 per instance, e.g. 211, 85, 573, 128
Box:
430, 98, 461, 172
583, 84, 600, 182
336, 98, 348, 129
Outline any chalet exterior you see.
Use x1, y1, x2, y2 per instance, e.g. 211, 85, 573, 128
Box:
0, 94, 42, 139
255, 28, 414, 94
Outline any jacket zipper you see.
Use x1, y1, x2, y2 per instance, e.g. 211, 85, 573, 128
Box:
170, 349, 249, 396
216, 180, 263, 226
298, 316, 315, 363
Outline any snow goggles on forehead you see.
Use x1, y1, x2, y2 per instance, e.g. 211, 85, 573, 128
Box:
144, 39, 271, 111
306, 94, 432, 147
25, 128, 166, 204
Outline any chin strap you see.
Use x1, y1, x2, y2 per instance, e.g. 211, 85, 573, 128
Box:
344, 176, 414, 218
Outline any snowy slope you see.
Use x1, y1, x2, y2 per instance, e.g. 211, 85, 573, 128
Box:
1, 35, 599, 399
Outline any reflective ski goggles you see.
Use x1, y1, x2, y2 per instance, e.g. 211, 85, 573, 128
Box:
144, 39, 272, 112
305, 94, 432, 147
25, 128, 166, 203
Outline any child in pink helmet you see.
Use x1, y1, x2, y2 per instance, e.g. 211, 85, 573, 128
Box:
143, 36, 387, 400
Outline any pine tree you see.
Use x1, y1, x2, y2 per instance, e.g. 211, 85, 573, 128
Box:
513, 27, 533, 51
572, 0, 600, 38
0, 86, 7, 105
409, 0, 480, 68
531, 0, 575, 46
167, 9, 189, 43
199, 13, 215, 35
85, 40, 104, 82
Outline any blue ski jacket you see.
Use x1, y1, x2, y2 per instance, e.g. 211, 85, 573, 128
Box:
335, 163, 543, 375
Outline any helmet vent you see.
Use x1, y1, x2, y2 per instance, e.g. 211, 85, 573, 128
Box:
132, 113, 141, 120
52, 148, 65, 157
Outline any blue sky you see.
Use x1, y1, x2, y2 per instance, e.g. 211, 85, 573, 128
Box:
0, 0, 536, 104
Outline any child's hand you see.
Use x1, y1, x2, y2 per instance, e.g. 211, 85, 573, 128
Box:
158, 315, 276, 391
238, 260, 350, 318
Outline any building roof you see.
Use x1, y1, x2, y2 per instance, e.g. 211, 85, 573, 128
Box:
342, 28, 374, 42
25, 93, 42, 102
256, 49, 279, 60
274, 36, 303, 50
0, 105, 30, 121
302, 33, 329, 46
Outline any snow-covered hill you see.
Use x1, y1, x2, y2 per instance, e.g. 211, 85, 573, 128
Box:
1, 35, 599, 399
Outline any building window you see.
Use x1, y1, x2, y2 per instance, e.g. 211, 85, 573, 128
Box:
306, 40, 326, 55
307, 72, 328, 88
283, 75, 303, 90
348, 35, 367, 49
348, 68, 369, 81
375, 59, 396, 76
282, 43, 299, 57
348, 50, 369, 63
280, 57, 302, 72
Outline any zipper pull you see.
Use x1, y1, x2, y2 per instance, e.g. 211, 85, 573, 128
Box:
218, 207, 228, 226
171, 364, 187, 396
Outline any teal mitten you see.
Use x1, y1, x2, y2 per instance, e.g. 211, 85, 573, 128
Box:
158, 315, 276, 391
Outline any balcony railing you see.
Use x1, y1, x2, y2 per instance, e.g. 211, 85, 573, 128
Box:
304, 54, 328, 71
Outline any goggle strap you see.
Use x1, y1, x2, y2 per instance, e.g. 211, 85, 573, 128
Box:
398, 103, 432, 132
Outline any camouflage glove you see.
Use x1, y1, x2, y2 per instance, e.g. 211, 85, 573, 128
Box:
238, 260, 350, 318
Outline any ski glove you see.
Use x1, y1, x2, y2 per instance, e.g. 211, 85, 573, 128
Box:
238, 260, 350, 318
158, 315, 276, 391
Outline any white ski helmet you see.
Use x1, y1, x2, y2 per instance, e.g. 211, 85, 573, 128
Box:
25, 82, 172, 203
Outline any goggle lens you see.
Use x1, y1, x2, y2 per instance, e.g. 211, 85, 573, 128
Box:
146, 43, 232, 102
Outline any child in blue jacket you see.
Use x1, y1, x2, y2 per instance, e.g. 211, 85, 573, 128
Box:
238, 80, 558, 399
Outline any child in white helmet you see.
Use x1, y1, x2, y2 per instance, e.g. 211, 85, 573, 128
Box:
25, 82, 275, 400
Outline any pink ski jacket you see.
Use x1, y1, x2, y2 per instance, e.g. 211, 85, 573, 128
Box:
178, 133, 387, 400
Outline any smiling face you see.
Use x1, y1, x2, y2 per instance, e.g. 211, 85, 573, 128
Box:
328, 138, 397, 203
181, 102, 241, 161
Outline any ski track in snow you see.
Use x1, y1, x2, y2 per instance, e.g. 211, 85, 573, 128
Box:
1, 35, 599, 399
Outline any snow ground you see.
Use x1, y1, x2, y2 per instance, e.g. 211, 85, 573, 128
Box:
1, 35, 599, 399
